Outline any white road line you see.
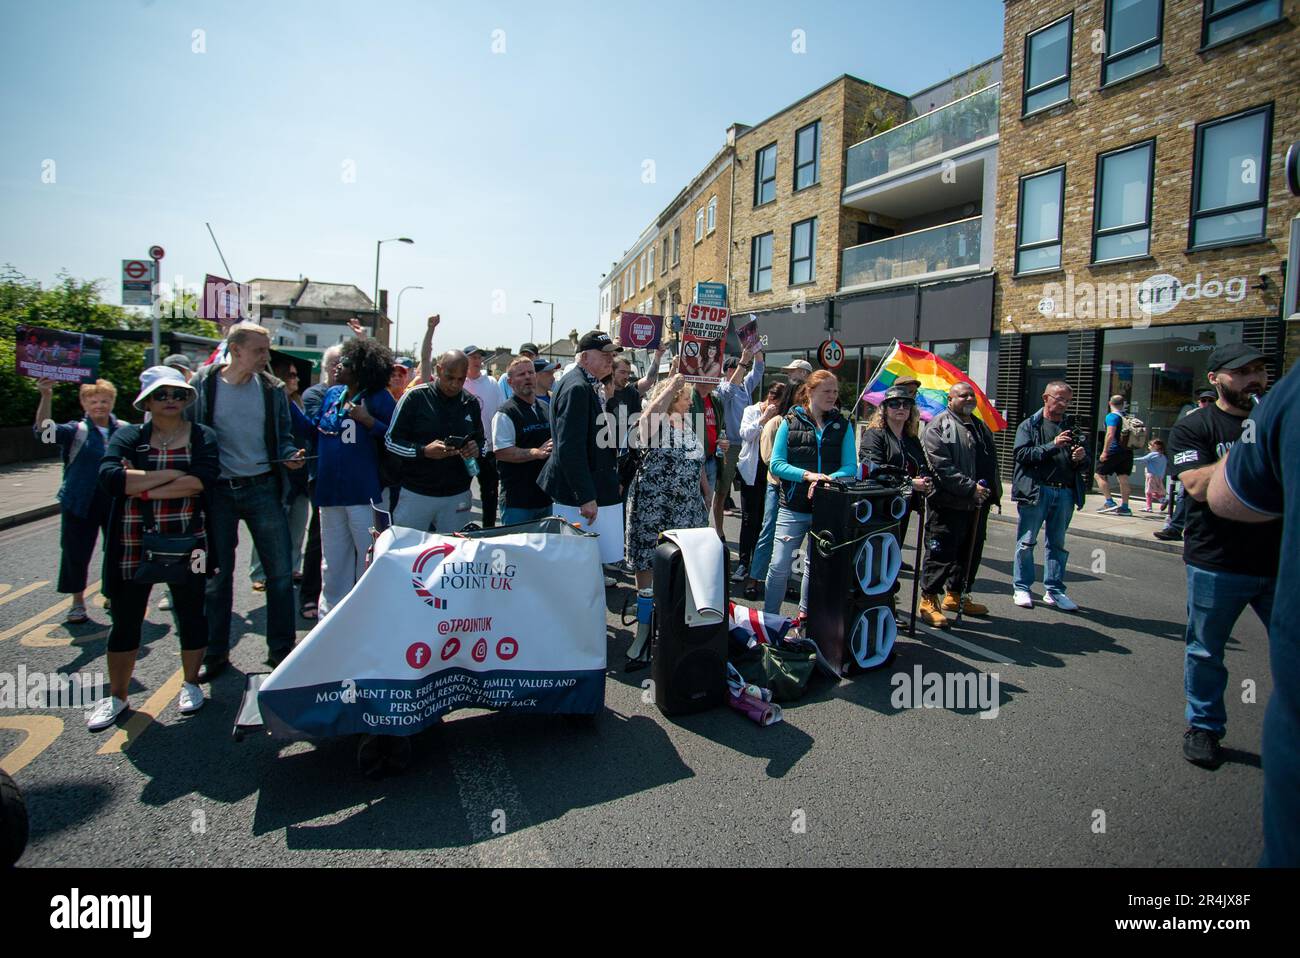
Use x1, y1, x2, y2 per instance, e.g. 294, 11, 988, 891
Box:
907, 624, 1012, 664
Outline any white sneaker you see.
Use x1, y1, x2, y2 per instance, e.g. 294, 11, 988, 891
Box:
177, 682, 205, 714
1013, 589, 1033, 608
87, 696, 128, 731
731, 564, 748, 582
603, 576, 617, 588
157, 593, 172, 611
1043, 591, 1078, 611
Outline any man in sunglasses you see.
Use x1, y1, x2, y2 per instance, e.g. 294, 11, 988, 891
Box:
1010, 380, 1090, 610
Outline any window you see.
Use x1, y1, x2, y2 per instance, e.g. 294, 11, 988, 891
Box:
706, 196, 717, 233
661, 238, 669, 274
695, 208, 705, 242
672, 227, 680, 264
1093, 139, 1154, 262
750, 233, 774, 293
1190, 104, 1272, 249
930, 340, 970, 374
794, 121, 820, 190
1015, 166, 1065, 274
754, 142, 777, 205
789, 218, 816, 285
1103, 0, 1163, 86
1201, 0, 1282, 49
1022, 14, 1072, 115
305, 334, 317, 346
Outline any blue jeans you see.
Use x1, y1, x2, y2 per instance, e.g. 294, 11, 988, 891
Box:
206, 477, 296, 661
763, 507, 812, 616
749, 484, 780, 582
1013, 485, 1074, 595
500, 505, 551, 526
704, 456, 718, 501
1183, 564, 1275, 736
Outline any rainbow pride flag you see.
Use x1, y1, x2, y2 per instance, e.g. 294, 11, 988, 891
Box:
858, 341, 1007, 431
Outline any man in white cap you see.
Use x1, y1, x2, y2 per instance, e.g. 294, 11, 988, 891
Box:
461, 344, 504, 527
782, 358, 813, 387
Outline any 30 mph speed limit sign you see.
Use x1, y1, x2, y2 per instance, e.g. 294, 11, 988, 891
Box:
818, 338, 845, 370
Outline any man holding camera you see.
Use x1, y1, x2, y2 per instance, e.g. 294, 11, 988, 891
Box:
1011, 381, 1090, 610
384, 349, 484, 533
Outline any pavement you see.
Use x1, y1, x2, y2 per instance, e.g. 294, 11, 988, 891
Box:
989, 480, 1184, 555
0, 461, 62, 530
0, 492, 1272, 868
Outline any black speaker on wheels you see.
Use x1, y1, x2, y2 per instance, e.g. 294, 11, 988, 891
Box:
651, 538, 730, 716
807, 480, 909, 676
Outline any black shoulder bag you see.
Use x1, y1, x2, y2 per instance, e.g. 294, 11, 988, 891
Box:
130, 431, 202, 585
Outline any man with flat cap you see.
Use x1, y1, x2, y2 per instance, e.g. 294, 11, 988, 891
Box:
1166, 342, 1280, 769
538, 330, 625, 568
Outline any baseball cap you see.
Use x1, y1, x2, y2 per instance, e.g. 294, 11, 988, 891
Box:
394, 357, 415, 369
783, 359, 813, 373
133, 365, 196, 411
882, 386, 915, 403
577, 330, 621, 353
723, 356, 739, 371
1197, 388, 1217, 401
163, 353, 192, 372
463, 344, 483, 356
533, 358, 561, 372
1207, 343, 1265, 371
519, 342, 540, 356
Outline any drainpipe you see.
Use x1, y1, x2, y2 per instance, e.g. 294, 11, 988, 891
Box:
726, 146, 736, 306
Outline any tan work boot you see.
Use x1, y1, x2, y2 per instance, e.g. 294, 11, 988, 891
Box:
943, 591, 990, 616
918, 593, 951, 629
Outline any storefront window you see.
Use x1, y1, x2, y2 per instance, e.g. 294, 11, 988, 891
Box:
1023, 333, 1069, 415
1098, 321, 1244, 443
930, 339, 970, 374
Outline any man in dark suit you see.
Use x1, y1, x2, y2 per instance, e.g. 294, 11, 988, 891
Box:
538, 331, 623, 568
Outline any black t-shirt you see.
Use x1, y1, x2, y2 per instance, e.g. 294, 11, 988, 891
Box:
606, 384, 642, 454
1167, 404, 1282, 576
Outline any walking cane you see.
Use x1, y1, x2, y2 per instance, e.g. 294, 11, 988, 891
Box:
908, 493, 925, 637
954, 480, 989, 627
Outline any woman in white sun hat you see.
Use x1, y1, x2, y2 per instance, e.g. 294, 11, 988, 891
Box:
86, 366, 220, 731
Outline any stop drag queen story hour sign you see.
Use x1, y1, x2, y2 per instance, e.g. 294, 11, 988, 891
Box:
680, 303, 728, 384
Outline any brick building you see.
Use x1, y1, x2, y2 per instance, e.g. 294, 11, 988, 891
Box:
992, 0, 1299, 471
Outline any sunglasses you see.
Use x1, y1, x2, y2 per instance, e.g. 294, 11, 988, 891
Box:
883, 398, 914, 410
149, 388, 190, 402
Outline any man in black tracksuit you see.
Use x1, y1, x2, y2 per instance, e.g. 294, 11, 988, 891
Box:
384, 349, 484, 533
918, 382, 1001, 628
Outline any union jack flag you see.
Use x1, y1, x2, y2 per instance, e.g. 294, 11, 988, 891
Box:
728, 602, 791, 649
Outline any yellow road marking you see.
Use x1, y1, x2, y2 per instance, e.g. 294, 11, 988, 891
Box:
0, 581, 49, 608
0, 581, 100, 643
0, 715, 65, 774
97, 669, 184, 755
21, 622, 111, 648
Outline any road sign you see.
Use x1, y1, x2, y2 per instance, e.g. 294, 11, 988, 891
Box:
122, 259, 154, 306
149, 245, 165, 260
695, 282, 727, 308
818, 338, 845, 370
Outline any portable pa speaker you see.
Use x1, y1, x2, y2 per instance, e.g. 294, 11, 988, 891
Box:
807, 480, 909, 675
651, 539, 730, 716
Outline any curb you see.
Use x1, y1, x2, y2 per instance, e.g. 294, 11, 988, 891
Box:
987, 511, 1183, 555
0, 504, 60, 532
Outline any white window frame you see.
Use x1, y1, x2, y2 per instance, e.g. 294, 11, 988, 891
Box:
706, 196, 717, 233
695, 209, 705, 242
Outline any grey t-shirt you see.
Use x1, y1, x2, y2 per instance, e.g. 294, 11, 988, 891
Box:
213, 374, 267, 478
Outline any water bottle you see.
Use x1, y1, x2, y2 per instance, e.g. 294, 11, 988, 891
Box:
464, 455, 479, 478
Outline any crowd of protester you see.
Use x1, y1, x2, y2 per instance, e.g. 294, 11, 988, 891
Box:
31, 317, 1296, 864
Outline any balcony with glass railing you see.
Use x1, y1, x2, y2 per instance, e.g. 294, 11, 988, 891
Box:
840, 216, 982, 289
845, 84, 1000, 188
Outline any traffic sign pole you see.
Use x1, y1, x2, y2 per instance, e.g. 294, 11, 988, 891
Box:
149, 246, 164, 365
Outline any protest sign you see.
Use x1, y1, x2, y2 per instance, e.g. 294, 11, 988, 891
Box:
15, 325, 103, 384
258, 522, 607, 738
202, 274, 253, 329
680, 302, 728, 384
736, 315, 761, 351
618, 311, 662, 351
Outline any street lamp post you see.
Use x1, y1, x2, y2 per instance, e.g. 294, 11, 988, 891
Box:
374, 237, 413, 344
526, 312, 535, 344
532, 299, 554, 360
395, 284, 424, 354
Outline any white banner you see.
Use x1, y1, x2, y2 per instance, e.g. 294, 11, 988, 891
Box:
258, 523, 606, 737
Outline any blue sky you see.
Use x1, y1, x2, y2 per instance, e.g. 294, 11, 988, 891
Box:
0, 0, 1003, 354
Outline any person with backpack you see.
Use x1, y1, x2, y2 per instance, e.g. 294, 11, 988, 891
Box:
88, 366, 219, 730
309, 337, 397, 616
33, 377, 126, 624
1095, 394, 1135, 515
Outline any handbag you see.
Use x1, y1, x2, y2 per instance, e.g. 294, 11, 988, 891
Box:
732, 643, 816, 702
133, 497, 201, 584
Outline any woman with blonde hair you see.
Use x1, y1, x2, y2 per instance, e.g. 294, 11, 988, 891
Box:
763, 370, 859, 626
33, 377, 127, 624
622, 370, 710, 669
861, 385, 933, 554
